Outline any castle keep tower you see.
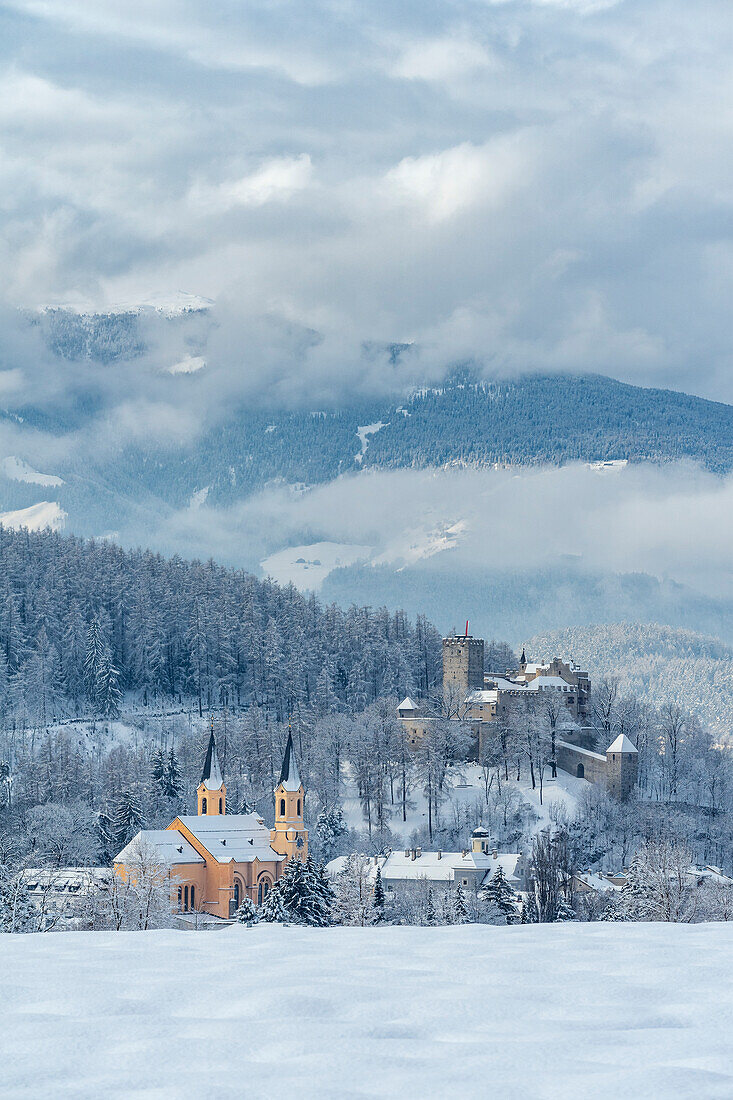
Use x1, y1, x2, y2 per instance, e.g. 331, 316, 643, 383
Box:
270, 731, 308, 862
197, 726, 226, 816
443, 633, 484, 699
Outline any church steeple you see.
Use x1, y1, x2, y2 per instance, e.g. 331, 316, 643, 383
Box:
270, 730, 307, 862
197, 722, 226, 816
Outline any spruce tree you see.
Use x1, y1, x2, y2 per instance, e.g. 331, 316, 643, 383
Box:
373, 866, 386, 923
555, 898, 577, 922
259, 883, 289, 923
112, 790, 145, 851
480, 865, 519, 924
453, 883, 469, 924
235, 896, 260, 925
425, 888, 437, 926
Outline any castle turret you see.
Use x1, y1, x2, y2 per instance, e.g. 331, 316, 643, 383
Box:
471, 826, 490, 855
270, 731, 308, 862
197, 725, 226, 815
605, 734, 638, 800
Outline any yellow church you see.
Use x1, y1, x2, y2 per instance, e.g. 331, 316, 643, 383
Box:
114, 728, 308, 919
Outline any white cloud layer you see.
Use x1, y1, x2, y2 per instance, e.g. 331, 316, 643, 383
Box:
0, 0, 731, 407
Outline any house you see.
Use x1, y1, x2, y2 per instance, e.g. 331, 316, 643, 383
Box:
114, 727, 308, 919
327, 828, 524, 895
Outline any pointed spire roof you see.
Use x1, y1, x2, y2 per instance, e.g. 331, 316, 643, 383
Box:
607, 734, 638, 754
277, 731, 301, 792
520, 647, 527, 665
200, 725, 224, 790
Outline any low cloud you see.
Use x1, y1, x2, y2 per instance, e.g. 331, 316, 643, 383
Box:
153, 463, 733, 601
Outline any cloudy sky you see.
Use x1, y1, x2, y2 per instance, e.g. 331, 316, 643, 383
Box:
1, 0, 732, 404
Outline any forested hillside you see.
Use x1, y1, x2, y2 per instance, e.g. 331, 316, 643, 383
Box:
527, 623, 733, 737
0, 527, 441, 725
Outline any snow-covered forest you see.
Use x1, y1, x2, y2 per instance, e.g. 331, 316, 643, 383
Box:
0, 526, 731, 935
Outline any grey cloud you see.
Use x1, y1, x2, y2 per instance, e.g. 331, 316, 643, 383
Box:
0, 0, 731, 414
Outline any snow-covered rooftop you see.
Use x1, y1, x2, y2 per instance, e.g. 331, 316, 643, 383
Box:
326, 851, 521, 885
114, 831, 205, 867
606, 734, 638, 754
398, 696, 418, 712
175, 815, 284, 865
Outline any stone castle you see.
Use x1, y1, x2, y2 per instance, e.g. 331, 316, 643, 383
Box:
398, 629, 637, 799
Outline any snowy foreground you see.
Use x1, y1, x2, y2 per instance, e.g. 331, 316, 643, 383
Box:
3, 924, 733, 1099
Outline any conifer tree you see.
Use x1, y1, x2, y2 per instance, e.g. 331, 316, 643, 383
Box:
453, 883, 469, 924
425, 888, 437, 926
112, 790, 145, 851
373, 866, 386, 922
259, 883, 289, 923
555, 898, 577, 921
235, 896, 259, 924
481, 865, 519, 924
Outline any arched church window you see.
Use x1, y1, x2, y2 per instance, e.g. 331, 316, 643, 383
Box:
297, 799, 301, 815
219, 798, 223, 813
190, 885, 195, 910
177, 886, 182, 910
280, 798, 285, 817
184, 885, 189, 911
202, 797, 207, 814
233, 881, 240, 908
258, 879, 270, 905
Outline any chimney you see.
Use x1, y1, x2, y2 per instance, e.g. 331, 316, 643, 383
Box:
437, 850, 442, 860
416, 847, 422, 859
492, 848, 498, 859
462, 849, 467, 858
405, 849, 410, 859
411, 849, 416, 861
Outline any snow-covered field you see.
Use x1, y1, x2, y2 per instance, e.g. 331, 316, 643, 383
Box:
261, 541, 372, 590
3, 923, 732, 1099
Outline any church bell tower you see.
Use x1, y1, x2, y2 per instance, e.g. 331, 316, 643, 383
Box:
270, 731, 307, 861
197, 723, 226, 816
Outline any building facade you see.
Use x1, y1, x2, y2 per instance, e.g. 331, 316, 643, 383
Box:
114, 728, 308, 919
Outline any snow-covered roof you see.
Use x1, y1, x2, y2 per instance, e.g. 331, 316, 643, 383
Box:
200, 729, 224, 790
114, 830, 205, 867
176, 815, 285, 865
466, 689, 498, 704
574, 871, 621, 893
398, 696, 418, 712
326, 851, 521, 885
276, 732, 302, 792
606, 734, 638, 754
21, 867, 112, 892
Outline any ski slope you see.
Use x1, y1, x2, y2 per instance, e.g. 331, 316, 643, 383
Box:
3, 922, 732, 1098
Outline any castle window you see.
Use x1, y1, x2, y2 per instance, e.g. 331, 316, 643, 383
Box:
202, 797, 207, 814
184, 885, 189, 911
280, 798, 285, 817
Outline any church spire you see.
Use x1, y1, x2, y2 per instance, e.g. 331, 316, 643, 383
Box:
197, 720, 226, 815
520, 646, 527, 666
277, 730, 301, 792
271, 728, 307, 862
201, 723, 223, 789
